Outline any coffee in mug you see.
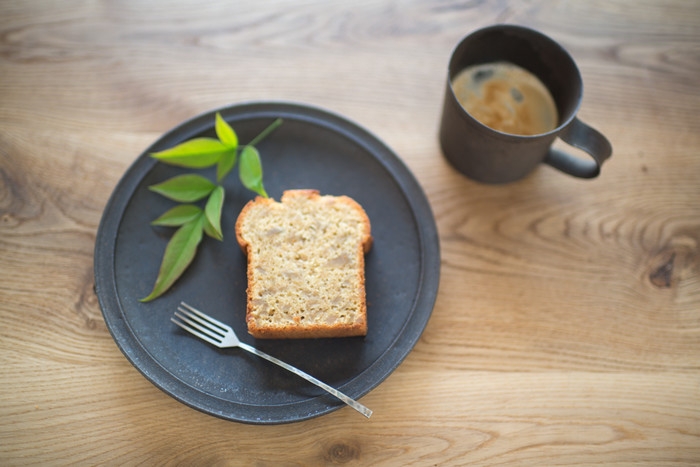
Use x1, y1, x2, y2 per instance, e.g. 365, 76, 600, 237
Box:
451, 61, 558, 136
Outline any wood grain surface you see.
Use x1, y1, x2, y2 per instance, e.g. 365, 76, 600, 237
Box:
2, 0, 699, 465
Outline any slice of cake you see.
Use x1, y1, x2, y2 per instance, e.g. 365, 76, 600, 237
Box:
235, 189, 372, 339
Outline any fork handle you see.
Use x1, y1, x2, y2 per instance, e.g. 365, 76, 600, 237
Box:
237, 342, 373, 418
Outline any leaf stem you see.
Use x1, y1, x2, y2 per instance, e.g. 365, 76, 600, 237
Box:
246, 118, 283, 148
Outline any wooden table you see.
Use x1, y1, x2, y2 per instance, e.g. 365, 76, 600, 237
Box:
2, 1, 699, 464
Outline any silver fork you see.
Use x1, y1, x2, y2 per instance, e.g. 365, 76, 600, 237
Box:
171, 302, 372, 418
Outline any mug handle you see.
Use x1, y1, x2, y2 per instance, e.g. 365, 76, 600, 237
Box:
544, 117, 612, 178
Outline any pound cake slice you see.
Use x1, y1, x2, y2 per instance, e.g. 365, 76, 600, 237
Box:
235, 189, 372, 339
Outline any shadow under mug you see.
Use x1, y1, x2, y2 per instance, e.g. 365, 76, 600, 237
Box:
439, 24, 612, 184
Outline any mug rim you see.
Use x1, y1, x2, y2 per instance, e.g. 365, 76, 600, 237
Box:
446, 24, 583, 139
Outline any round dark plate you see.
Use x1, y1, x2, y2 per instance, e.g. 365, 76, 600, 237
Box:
94, 101, 440, 424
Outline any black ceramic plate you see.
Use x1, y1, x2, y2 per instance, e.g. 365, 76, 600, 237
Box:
94, 102, 440, 424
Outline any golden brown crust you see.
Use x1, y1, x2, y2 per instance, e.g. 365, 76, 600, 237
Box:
234, 195, 274, 254
246, 320, 367, 339
235, 189, 372, 339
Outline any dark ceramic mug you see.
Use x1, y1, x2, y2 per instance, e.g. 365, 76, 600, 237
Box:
439, 24, 612, 184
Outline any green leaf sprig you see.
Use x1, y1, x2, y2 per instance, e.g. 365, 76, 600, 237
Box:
140, 113, 282, 302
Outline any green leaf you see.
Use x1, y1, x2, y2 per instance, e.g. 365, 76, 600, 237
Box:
215, 113, 238, 148
149, 174, 216, 202
151, 204, 203, 227
204, 186, 224, 240
239, 146, 268, 198
151, 138, 230, 168
216, 150, 237, 183
203, 216, 221, 240
141, 115, 284, 303
140, 215, 205, 302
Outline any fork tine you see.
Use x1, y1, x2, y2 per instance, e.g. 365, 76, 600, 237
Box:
180, 302, 230, 333
174, 308, 226, 341
170, 316, 222, 347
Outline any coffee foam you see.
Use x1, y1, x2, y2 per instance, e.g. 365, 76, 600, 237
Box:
451, 61, 558, 136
